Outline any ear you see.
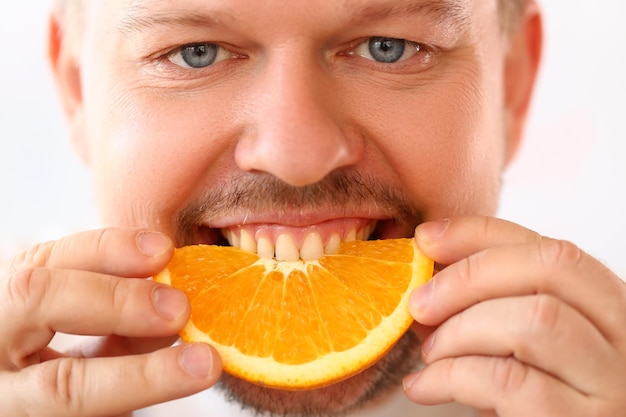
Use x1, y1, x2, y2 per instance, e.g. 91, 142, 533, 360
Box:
503, 1, 543, 164
48, 8, 90, 165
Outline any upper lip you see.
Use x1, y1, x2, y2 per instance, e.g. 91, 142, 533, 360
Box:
202, 208, 395, 229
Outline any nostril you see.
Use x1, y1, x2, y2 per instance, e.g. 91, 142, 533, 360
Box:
234, 144, 314, 187
234, 128, 364, 187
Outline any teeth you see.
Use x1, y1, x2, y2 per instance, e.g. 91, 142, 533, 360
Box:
257, 236, 274, 259
240, 229, 257, 254
223, 222, 377, 260
361, 223, 376, 240
300, 232, 324, 261
275, 234, 299, 261
325, 233, 341, 255
228, 230, 240, 248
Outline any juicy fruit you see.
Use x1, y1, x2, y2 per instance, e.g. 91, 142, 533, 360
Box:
154, 238, 433, 390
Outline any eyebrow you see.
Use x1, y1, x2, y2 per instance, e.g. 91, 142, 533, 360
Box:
118, 0, 468, 35
348, 0, 469, 28
118, 3, 234, 35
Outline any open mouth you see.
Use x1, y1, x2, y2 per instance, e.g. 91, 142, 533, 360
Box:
191, 217, 412, 261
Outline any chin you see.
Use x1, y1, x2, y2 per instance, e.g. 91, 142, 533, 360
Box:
212, 329, 421, 417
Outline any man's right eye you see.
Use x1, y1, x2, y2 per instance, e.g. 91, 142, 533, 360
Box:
168, 43, 231, 68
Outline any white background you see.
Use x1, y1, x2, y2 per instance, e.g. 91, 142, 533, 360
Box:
1, 1, 625, 276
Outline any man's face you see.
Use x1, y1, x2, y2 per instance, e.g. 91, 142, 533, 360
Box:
57, 0, 532, 414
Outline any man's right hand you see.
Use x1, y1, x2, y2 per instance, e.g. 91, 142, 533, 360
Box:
0, 228, 222, 417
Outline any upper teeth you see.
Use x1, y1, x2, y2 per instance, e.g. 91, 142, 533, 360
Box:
222, 223, 376, 261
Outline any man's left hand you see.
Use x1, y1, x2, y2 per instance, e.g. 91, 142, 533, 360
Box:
404, 216, 626, 417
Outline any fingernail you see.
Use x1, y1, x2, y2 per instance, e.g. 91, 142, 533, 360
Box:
416, 219, 450, 242
180, 343, 214, 378
153, 286, 187, 320
137, 231, 172, 257
410, 279, 434, 313
403, 371, 421, 391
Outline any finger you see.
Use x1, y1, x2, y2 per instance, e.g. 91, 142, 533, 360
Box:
410, 236, 626, 343
5, 228, 173, 278
421, 295, 617, 394
2, 343, 221, 417
415, 216, 542, 265
46, 335, 182, 367
1, 267, 188, 367
62, 335, 181, 359
404, 355, 589, 417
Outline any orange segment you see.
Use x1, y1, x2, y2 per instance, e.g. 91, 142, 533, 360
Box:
154, 238, 433, 390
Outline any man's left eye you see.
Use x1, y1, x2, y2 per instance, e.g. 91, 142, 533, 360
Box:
352, 37, 421, 64
168, 43, 231, 68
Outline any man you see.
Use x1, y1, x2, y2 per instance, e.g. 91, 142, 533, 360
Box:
0, 0, 624, 416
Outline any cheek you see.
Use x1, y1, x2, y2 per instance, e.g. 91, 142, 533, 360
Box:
86, 88, 235, 231
347, 68, 506, 218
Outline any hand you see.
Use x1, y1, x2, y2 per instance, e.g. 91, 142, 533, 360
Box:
404, 216, 626, 417
0, 228, 221, 417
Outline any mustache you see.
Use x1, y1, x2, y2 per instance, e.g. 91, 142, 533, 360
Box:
175, 170, 422, 242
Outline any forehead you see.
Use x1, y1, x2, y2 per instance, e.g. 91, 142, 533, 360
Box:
91, 0, 481, 32
121, 0, 470, 13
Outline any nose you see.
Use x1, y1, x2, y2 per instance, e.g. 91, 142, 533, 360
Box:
234, 51, 363, 187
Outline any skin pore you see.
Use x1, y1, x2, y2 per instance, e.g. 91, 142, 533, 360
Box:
48, 0, 538, 415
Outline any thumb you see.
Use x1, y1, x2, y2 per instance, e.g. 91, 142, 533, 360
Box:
2, 343, 221, 417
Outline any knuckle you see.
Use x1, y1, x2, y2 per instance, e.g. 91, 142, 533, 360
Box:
134, 354, 153, 390
111, 279, 170, 335
479, 215, 497, 237
513, 295, 563, 361
490, 356, 529, 394
526, 294, 563, 337
109, 277, 138, 317
7, 241, 56, 273
480, 216, 542, 244
93, 228, 114, 256
538, 237, 582, 269
23, 240, 57, 268
529, 294, 562, 329
455, 250, 489, 297
457, 253, 480, 288
491, 358, 557, 414
34, 358, 87, 416
6, 267, 50, 311
1, 267, 53, 369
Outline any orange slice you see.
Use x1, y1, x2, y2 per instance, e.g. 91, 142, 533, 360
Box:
154, 238, 433, 390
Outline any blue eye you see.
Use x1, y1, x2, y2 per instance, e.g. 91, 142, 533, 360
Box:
353, 37, 421, 64
369, 37, 405, 63
168, 43, 230, 68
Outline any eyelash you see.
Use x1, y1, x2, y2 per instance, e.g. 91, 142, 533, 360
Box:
349, 38, 426, 62
342, 37, 436, 71
166, 43, 241, 69
160, 37, 435, 74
